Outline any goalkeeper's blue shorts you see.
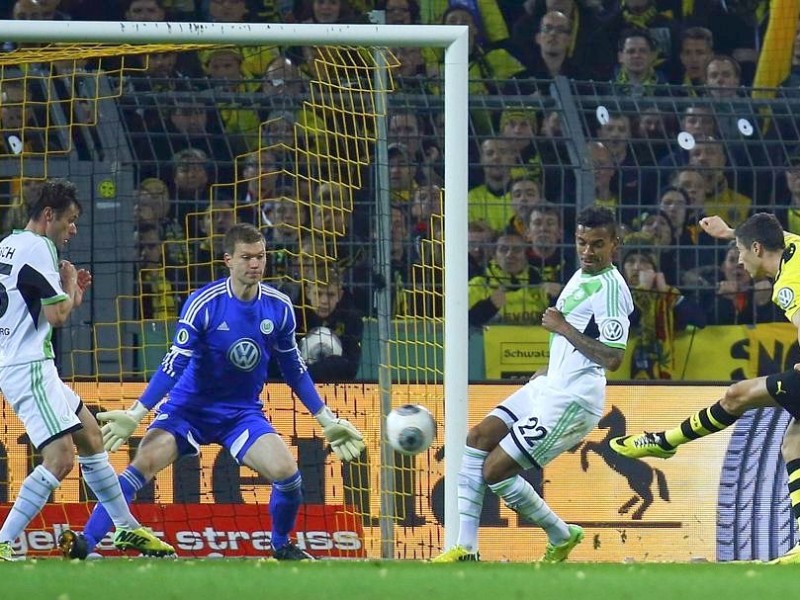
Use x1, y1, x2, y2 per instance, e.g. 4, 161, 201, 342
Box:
148, 402, 276, 463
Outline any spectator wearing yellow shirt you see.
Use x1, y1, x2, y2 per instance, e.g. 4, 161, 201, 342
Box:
688, 136, 751, 227
468, 138, 515, 234
468, 232, 558, 327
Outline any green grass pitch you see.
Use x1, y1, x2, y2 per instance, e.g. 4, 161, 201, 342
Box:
2, 559, 800, 600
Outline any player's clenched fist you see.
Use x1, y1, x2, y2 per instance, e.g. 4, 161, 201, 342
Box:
541, 307, 567, 334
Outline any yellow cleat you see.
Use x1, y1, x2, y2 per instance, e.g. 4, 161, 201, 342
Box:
609, 432, 677, 459
541, 524, 584, 563
113, 527, 175, 557
0, 541, 14, 562
431, 545, 479, 563
769, 544, 800, 565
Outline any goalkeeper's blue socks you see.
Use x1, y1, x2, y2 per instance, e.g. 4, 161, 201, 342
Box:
270, 471, 303, 550
83, 466, 147, 551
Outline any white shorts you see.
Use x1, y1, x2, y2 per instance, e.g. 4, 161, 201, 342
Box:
491, 375, 604, 470
0, 360, 83, 449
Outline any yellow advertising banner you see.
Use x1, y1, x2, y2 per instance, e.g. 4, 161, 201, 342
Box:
0, 382, 735, 562
483, 323, 799, 381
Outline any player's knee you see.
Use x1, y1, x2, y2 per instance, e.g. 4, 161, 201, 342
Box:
466, 418, 507, 452
720, 383, 748, 414
482, 450, 510, 486
781, 424, 800, 461
43, 455, 74, 481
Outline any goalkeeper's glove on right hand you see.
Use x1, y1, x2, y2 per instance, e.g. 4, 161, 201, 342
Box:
97, 402, 149, 452
314, 406, 365, 462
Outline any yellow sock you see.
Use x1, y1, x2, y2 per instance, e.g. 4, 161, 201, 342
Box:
663, 401, 739, 448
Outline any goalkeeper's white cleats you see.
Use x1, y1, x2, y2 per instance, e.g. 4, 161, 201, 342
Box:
431, 545, 479, 563
113, 527, 175, 557
0, 541, 15, 562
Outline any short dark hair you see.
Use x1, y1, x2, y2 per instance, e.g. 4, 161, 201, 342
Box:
27, 178, 80, 220
681, 26, 713, 49
618, 28, 655, 52
223, 223, 264, 256
734, 212, 785, 252
576, 206, 617, 237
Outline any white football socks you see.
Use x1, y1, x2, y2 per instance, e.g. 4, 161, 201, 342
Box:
457, 446, 489, 552
489, 475, 570, 544
0, 464, 60, 543
79, 452, 139, 530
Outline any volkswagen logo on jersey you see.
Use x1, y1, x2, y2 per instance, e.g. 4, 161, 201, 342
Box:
227, 338, 261, 372
260, 319, 274, 335
601, 319, 625, 342
777, 287, 795, 311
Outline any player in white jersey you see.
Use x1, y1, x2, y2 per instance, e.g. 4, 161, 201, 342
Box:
433, 207, 633, 563
0, 179, 174, 561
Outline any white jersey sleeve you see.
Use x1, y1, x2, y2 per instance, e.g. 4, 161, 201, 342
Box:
593, 269, 633, 349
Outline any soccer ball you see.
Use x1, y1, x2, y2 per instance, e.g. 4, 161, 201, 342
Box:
386, 404, 437, 456
298, 326, 343, 365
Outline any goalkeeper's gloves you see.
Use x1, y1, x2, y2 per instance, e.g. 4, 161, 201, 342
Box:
96, 401, 149, 452
314, 406, 365, 462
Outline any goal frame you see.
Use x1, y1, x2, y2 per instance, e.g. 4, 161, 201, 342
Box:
0, 19, 469, 553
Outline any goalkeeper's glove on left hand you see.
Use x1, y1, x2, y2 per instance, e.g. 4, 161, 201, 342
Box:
314, 406, 365, 462
97, 401, 149, 452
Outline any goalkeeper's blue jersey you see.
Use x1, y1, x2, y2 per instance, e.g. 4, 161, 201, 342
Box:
162, 277, 303, 414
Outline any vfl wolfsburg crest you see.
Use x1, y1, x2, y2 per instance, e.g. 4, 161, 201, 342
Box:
227, 338, 261, 371
260, 319, 274, 335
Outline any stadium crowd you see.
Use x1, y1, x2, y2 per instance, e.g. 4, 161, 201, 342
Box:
2, 0, 799, 380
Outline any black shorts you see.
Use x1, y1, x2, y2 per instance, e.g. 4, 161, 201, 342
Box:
766, 369, 800, 419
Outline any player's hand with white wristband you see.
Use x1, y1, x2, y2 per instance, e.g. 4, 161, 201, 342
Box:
314, 406, 365, 462
96, 401, 150, 452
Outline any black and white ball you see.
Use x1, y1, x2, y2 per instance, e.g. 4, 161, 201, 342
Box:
386, 404, 436, 456
298, 327, 343, 365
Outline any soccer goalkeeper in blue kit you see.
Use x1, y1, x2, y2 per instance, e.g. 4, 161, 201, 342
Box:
59, 223, 365, 560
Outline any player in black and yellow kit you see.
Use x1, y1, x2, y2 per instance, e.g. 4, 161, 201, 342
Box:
610, 212, 800, 565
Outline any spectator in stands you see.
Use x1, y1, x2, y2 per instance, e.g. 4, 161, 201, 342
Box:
468, 221, 495, 279
632, 104, 672, 167
468, 231, 557, 327
499, 108, 542, 182
703, 241, 778, 325
611, 28, 667, 97
264, 190, 306, 248
519, 10, 583, 85
387, 203, 414, 316
1, 177, 42, 232
381, 0, 419, 24
505, 176, 544, 237
168, 147, 215, 232
604, 0, 676, 73
656, 104, 716, 172
392, 45, 439, 94
296, 268, 364, 382
123, 0, 166, 21
189, 198, 237, 285
437, 6, 527, 133
587, 140, 621, 223
409, 183, 442, 244
537, 109, 574, 204
238, 148, 282, 226
596, 111, 651, 214
525, 203, 571, 284
703, 54, 742, 100
467, 137, 514, 234
637, 209, 678, 283
302, 0, 361, 24
135, 223, 186, 321
687, 136, 751, 227
620, 237, 705, 379
388, 110, 441, 186
774, 156, 800, 235
205, 0, 280, 78
673, 26, 714, 91
200, 47, 261, 151
133, 177, 186, 266
388, 142, 418, 203
260, 55, 308, 118
671, 168, 707, 211
511, 0, 614, 81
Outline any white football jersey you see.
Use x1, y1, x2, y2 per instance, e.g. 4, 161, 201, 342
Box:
548, 265, 633, 388
0, 230, 68, 367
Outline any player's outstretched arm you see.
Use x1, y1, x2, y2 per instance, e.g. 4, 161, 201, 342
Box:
699, 216, 735, 240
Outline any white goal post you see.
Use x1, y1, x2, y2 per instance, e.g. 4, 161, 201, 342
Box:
0, 19, 470, 552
